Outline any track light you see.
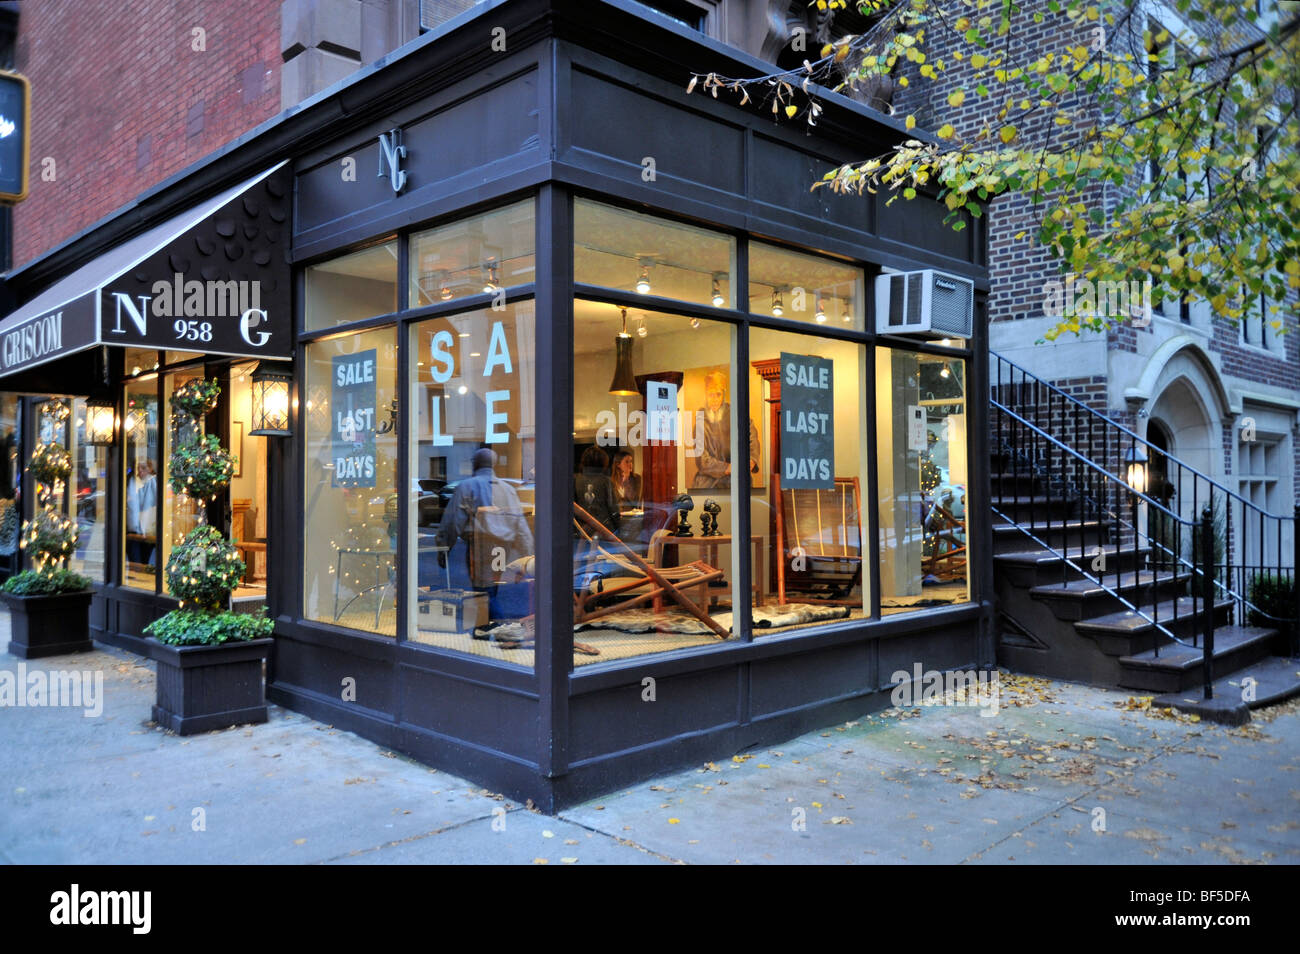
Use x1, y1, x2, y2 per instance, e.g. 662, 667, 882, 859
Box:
711, 273, 725, 308
636, 261, 652, 295
771, 288, 784, 318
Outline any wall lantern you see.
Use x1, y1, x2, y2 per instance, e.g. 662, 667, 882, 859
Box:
1124, 445, 1149, 496
84, 398, 117, 446
249, 363, 294, 437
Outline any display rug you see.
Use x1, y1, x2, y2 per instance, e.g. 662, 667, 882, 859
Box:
573, 601, 850, 636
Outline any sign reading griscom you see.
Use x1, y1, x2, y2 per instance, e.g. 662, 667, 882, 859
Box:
780, 351, 835, 490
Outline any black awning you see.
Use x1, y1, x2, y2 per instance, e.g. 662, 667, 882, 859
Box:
0, 163, 292, 381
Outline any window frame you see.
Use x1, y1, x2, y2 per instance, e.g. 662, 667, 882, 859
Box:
291, 187, 983, 676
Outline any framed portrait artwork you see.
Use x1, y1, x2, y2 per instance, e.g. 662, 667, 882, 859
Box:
680, 363, 765, 491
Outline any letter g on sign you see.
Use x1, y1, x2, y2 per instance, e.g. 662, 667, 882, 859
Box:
240, 309, 271, 347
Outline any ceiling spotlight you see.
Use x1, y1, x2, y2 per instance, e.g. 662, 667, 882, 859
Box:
841, 305, 852, 323
439, 281, 453, 301
771, 288, 784, 318
690, 317, 701, 329
457, 385, 468, 395
482, 259, 499, 294
711, 273, 725, 308
636, 316, 648, 338
815, 298, 827, 323
635, 261, 652, 295
939, 364, 952, 379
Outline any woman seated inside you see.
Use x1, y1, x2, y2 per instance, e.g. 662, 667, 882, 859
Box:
574, 445, 620, 535
610, 449, 643, 513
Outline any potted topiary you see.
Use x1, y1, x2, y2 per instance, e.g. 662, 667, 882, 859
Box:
1, 407, 94, 657
145, 379, 275, 735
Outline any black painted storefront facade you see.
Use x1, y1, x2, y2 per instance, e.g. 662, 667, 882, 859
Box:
1, 0, 992, 811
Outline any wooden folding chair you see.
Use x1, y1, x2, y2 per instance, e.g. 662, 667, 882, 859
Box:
572, 503, 729, 639
777, 477, 863, 606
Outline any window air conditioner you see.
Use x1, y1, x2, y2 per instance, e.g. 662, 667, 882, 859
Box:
874, 269, 974, 339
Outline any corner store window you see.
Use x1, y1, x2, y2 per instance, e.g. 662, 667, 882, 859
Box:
406, 302, 537, 663
569, 300, 738, 663
302, 327, 399, 635
876, 347, 970, 614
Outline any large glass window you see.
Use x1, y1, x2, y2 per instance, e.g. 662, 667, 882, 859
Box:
750, 328, 868, 629
122, 376, 160, 590
409, 201, 535, 307
876, 347, 970, 613
304, 242, 399, 331
570, 300, 738, 664
228, 362, 268, 597
303, 327, 399, 635
69, 399, 108, 581
406, 302, 537, 661
574, 199, 736, 308
748, 241, 864, 330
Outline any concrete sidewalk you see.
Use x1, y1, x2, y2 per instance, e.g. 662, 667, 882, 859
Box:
2, 640, 1298, 864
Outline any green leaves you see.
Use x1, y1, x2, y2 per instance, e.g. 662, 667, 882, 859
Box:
693, 0, 1300, 337
0, 568, 90, 597
145, 608, 274, 646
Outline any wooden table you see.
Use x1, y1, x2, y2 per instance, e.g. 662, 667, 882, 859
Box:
234, 540, 266, 584
657, 534, 764, 605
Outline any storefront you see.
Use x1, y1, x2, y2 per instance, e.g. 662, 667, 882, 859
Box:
0, 0, 991, 809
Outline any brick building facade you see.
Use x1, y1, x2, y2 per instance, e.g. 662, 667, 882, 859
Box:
886, 0, 1298, 562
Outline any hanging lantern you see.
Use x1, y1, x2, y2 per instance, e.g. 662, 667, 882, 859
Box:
249, 363, 293, 436
608, 308, 638, 396
84, 397, 117, 446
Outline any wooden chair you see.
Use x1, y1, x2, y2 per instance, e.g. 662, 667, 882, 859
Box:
231, 498, 266, 584
572, 502, 729, 639
922, 497, 966, 582
777, 477, 863, 606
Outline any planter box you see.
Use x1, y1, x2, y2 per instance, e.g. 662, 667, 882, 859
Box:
2, 589, 94, 658
149, 638, 272, 735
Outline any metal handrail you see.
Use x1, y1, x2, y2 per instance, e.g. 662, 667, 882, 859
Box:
991, 350, 1298, 664
993, 402, 1204, 651
991, 351, 1290, 520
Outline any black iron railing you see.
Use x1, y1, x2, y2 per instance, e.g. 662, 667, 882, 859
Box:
991, 353, 1299, 696
987, 350, 1294, 649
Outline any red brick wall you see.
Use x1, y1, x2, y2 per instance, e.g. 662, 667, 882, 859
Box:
11, 0, 281, 269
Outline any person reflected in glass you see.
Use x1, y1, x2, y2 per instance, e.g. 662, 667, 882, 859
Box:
574, 445, 620, 535
434, 448, 533, 592
610, 449, 642, 513
126, 459, 158, 566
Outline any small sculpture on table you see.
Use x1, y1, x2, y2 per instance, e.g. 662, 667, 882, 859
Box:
672, 493, 695, 537
701, 498, 721, 537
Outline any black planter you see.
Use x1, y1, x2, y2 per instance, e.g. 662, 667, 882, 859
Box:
2, 589, 94, 658
149, 637, 272, 735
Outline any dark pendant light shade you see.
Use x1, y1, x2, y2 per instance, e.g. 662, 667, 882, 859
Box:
609, 308, 638, 396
